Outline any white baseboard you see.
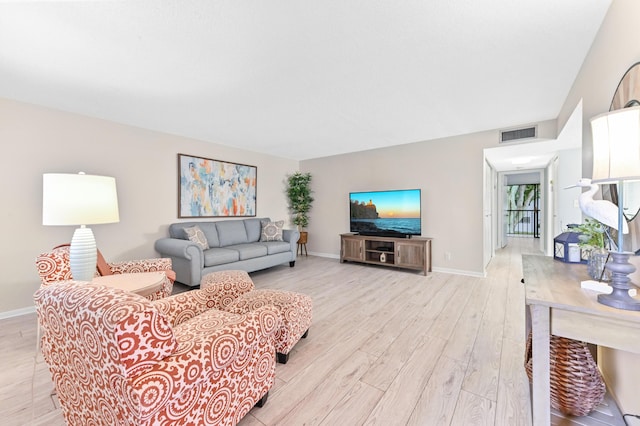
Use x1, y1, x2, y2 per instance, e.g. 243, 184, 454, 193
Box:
432, 267, 485, 278
307, 252, 339, 259
0, 305, 36, 320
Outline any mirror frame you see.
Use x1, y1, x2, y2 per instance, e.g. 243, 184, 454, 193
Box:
606, 62, 640, 222
601, 62, 640, 252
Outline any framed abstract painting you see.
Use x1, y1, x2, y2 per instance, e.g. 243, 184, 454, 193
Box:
178, 153, 257, 218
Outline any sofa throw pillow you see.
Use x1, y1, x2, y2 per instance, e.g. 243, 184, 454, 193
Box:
260, 220, 284, 242
184, 225, 210, 249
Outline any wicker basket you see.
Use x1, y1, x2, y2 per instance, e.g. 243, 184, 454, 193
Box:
524, 331, 605, 416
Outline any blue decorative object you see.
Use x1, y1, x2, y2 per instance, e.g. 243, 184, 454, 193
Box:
554, 231, 587, 263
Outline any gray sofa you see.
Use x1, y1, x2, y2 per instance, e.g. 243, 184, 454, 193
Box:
155, 218, 299, 287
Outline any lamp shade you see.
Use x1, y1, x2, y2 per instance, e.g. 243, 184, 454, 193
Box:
43, 173, 120, 226
589, 106, 640, 311
591, 106, 640, 183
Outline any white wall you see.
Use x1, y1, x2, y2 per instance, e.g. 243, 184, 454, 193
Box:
0, 98, 298, 316
301, 129, 507, 276
555, 100, 584, 233
556, 0, 640, 414
555, 148, 583, 231
558, 1, 640, 178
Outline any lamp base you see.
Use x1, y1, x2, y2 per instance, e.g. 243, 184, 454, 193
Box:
581, 279, 637, 296
70, 226, 97, 282
597, 251, 640, 311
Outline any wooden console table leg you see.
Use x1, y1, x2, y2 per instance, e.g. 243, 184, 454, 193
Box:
530, 304, 551, 426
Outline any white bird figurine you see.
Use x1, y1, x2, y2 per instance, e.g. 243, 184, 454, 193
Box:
573, 178, 628, 234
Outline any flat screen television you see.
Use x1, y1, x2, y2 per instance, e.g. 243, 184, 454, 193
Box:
349, 189, 421, 237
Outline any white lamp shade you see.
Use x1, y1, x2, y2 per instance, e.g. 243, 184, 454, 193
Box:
43, 173, 120, 225
591, 106, 640, 183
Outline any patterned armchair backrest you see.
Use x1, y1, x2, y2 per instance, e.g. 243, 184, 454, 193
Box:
35, 245, 74, 285
36, 245, 107, 285
36, 245, 175, 301
34, 281, 177, 424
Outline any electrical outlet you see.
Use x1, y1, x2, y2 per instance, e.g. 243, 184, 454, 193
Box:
445, 251, 452, 261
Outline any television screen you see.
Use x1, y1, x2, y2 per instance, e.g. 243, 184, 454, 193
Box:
349, 189, 421, 237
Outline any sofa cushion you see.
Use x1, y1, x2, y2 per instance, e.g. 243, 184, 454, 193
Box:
198, 223, 220, 248
184, 226, 209, 249
216, 220, 249, 246
203, 247, 240, 267
225, 243, 268, 260
260, 220, 284, 242
244, 218, 267, 242
258, 241, 292, 255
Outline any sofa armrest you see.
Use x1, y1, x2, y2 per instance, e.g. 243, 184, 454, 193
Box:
154, 238, 203, 265
155, 238, 204, 285
283, 229, 300, 243
283, 229, 300, 258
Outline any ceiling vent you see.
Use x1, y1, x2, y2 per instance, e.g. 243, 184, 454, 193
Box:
500, 126, 537, 143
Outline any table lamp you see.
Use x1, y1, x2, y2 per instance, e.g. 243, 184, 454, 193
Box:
590, 105, 640, 311
42, 172, 120, 282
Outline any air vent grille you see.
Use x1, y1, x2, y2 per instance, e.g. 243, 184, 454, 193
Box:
500, 126, 537, 143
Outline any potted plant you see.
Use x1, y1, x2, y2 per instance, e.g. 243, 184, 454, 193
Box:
286, 172, 314, 246
573, 218, 610, 280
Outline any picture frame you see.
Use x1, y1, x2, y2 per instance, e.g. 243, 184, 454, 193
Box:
178, 153, 257, 218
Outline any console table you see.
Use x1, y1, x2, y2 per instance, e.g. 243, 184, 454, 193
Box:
92, 271, 168, 298
522, 255, 640, 425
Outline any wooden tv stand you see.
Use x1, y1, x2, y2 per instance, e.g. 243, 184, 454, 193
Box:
340, 233, 432, 275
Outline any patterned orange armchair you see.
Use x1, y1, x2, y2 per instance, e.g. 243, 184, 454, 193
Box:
34, 280, 279, 426
35, 244, 176, 299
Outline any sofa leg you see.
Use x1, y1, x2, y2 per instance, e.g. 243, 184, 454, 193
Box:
289, 261, 295, 267
255, 391, 269, 408
301, 329, 309, 339
277, 352, 290, 364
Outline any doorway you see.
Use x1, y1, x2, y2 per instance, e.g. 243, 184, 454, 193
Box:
506, 183, 540, 238
498, 170, 545, 253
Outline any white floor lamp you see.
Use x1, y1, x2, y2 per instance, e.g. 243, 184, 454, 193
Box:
42, 173, 120, 282
590, 105, 640, 311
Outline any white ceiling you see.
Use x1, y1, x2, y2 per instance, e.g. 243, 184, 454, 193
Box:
0, 1, 611, 161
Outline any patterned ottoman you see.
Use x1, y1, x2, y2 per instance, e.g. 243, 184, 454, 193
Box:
225, 289, 313, 364
199, 270, 256, 308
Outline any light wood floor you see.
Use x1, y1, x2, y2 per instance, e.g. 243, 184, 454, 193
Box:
0, 238, 619, 425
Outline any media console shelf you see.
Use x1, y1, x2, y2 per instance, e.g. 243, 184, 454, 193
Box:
340, 233, 432, 275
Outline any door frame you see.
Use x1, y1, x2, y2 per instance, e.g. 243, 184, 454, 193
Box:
496, 169, 547, 253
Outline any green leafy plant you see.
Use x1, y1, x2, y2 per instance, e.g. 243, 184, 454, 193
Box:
286, 172, 314, 230
573, 218, 606, 251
